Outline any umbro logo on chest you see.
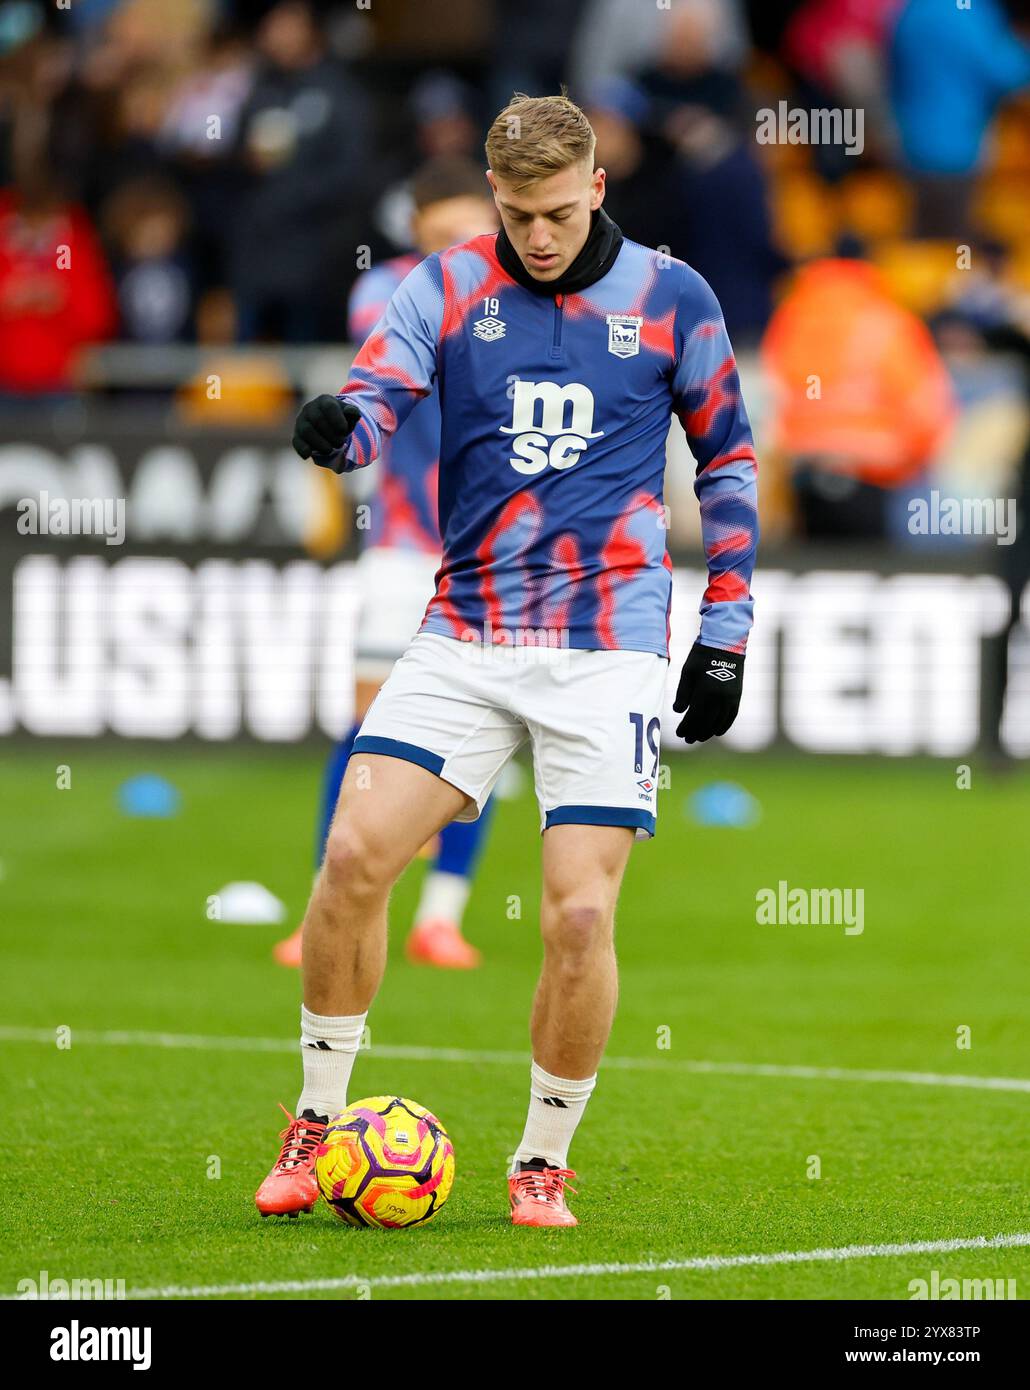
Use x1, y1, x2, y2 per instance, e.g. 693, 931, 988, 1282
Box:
473, 316, 505, 342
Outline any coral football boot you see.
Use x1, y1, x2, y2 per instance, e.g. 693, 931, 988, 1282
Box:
272, 925, 303, 968
508, 1160, 578, 1227
406, 918, 482, 969
254, 1104, 327, 1217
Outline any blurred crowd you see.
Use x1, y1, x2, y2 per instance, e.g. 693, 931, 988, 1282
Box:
3, 0, 1030, 551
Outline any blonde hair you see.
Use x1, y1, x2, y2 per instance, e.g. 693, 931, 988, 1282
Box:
484, 91, 596, 191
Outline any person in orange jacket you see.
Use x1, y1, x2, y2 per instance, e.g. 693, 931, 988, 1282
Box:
761, 257, 956, 537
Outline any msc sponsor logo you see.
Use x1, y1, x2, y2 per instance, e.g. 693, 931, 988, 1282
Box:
500, 381, 603, 474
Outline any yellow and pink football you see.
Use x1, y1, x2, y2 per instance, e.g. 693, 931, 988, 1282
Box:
315, 1096, 455, 1229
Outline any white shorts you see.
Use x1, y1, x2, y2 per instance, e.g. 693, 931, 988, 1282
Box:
353, 633, 669, 838
353, 546, 440, 681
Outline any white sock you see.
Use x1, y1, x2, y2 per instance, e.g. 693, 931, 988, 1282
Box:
297, 1005, 367, 1120
511, 1062, 597, 1172
415, 870, 471, 928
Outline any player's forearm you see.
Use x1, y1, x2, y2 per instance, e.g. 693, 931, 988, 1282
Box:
331, 374, 430, 473
693, 446, 759, 653
326, 260, 440, 471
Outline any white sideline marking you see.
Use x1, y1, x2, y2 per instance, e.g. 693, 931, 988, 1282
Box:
17, 1232, 1025, 1301
1, 1025, 1029, 1094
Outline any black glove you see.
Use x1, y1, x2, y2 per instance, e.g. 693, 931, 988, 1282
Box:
672, 642, 745, 744
292, 395, 361, 467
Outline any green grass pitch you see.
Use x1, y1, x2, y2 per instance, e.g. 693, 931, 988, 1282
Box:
1, 745, 1027, 1301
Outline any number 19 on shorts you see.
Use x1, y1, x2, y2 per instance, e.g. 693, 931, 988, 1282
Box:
629, 712, 660, 777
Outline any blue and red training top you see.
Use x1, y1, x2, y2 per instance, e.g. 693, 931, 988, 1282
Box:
335, 232, 758, 657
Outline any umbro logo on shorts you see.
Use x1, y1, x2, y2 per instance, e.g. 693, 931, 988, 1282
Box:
706, 667, 736, 682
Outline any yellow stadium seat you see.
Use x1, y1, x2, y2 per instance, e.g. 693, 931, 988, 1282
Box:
1005, 241, 1030, 292
175, 354, 294, 425
838, 171, 914, 244
871, 240, 963, 316
974, 174, 1030, 245
771, 171, 838, 260
986, 104, 1030, 174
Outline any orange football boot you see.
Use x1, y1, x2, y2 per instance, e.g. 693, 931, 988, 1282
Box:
508, 1162, 578, 1227
272, 924, 303, 968
254, 1104, 327, 1217
406, 918, 482, 969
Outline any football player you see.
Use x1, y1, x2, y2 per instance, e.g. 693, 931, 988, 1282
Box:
257, 94, 757, 1227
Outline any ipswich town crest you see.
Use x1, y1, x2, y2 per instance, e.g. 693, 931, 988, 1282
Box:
606, 314, 643, 358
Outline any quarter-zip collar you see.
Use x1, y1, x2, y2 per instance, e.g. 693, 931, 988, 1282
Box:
495, 207, 624, 297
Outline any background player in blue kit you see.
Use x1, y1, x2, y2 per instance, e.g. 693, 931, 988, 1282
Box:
258, 92, 758, 1228
273, 157, 499, 972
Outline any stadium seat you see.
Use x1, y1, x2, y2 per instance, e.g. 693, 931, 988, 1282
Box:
838, 172, 914, 246
974, 174, 1030, 246
871, 240, 962, 317
985, 105, 1030, 174
771, 171, 838, 260
176, 354, 294, 424
1005, 241, 1030, 292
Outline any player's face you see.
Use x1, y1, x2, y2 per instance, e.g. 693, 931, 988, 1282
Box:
487, 161, 606, 282
413, 195, 499, 256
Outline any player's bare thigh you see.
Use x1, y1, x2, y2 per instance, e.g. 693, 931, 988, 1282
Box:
326, 751, 472, 883
352, 678, 446, 859
354, 678, 381, 722
540, 823, 635, 935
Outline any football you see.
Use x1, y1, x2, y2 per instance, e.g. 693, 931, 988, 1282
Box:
316, 1096, 455, 1229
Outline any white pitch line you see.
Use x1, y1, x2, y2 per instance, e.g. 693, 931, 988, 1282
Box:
18, 1231, 1023, 1301
0, 1024, 1028, 1094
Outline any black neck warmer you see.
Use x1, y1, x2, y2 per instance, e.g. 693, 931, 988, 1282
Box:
495, 207, 624, 296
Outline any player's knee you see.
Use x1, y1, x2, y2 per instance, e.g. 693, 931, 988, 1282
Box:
544, 901, 610, 965
321, 824, 387, 901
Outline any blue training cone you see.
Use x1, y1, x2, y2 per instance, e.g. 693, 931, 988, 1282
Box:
118, 774, 181, 818
687, 781, 761, 828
